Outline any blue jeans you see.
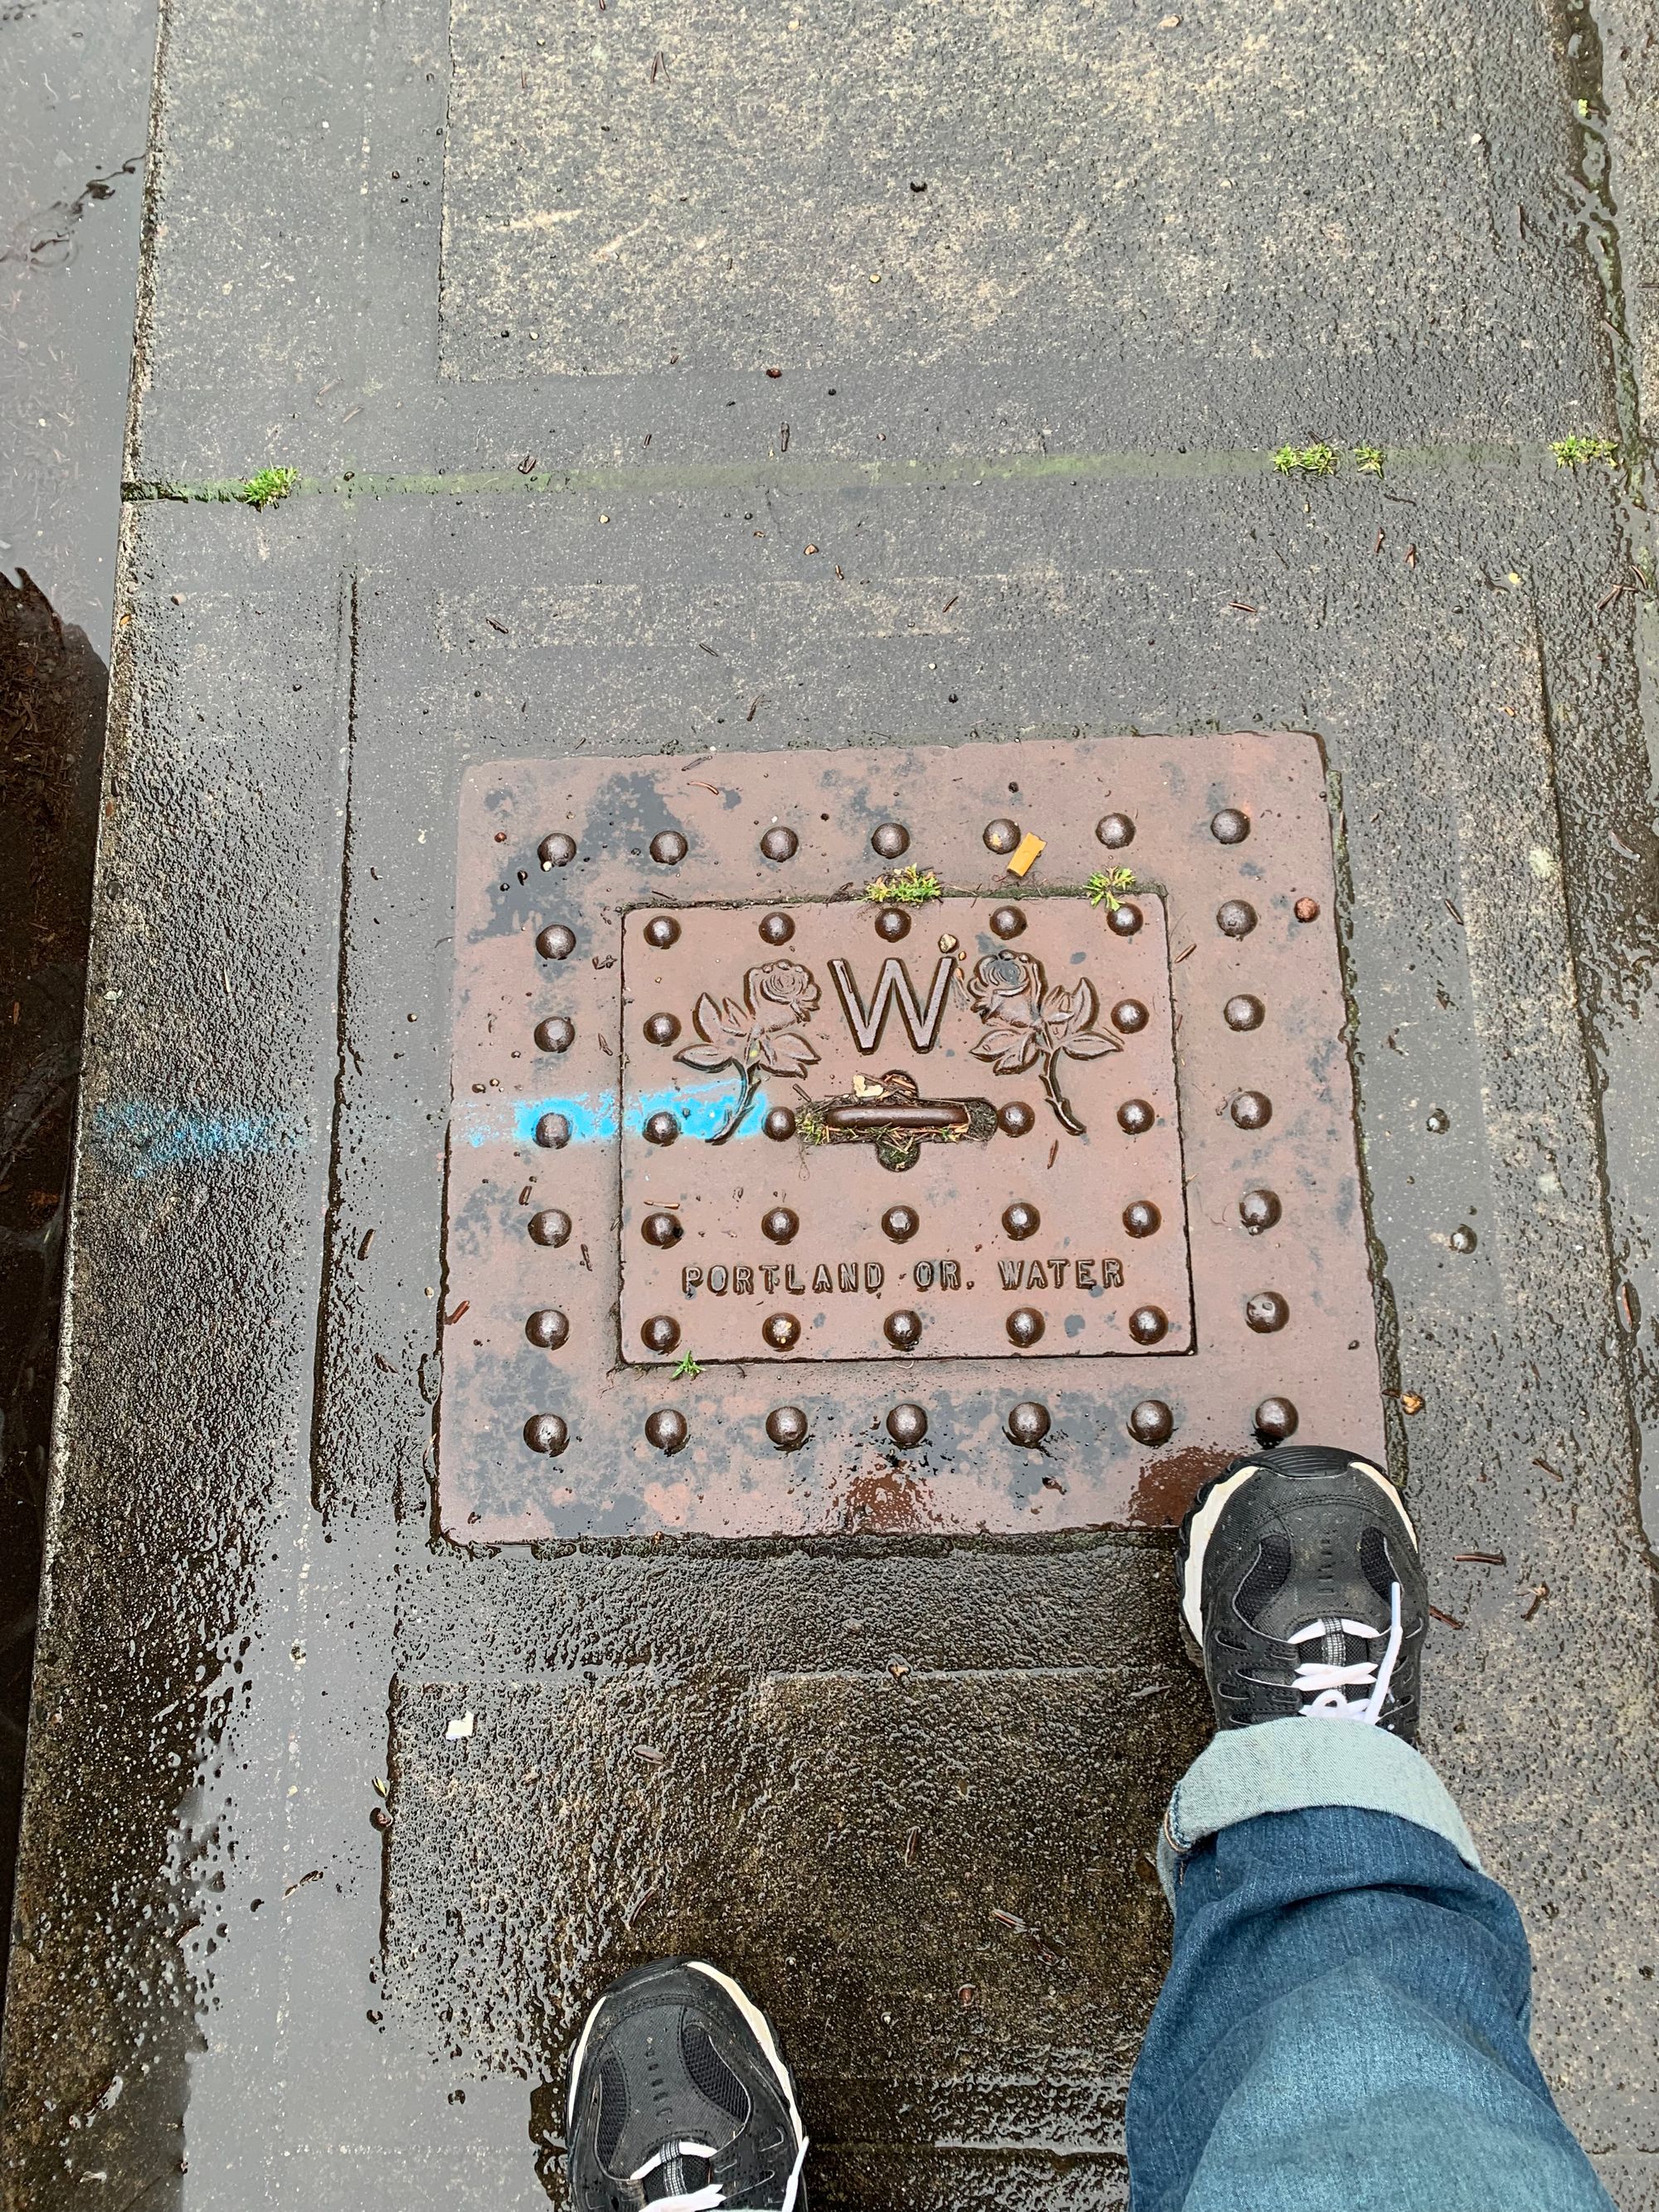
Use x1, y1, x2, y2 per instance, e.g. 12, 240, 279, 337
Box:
1127, 1720, 1614, 2212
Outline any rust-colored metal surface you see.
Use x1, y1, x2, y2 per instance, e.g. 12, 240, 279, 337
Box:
619, 896, 1192, 1363
440, 735, 1384, 1542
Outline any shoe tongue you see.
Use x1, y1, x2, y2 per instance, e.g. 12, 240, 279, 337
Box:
640, 2146, 715, 2206
1290, 1619, 1374, 1670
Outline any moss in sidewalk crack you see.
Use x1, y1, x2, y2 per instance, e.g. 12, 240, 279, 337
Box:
1549, 435, 1618, 468
1272, 441, 1339, 478
862, 865, 941, 906
238, 466, 299, 508
1087, 867, 1136, 912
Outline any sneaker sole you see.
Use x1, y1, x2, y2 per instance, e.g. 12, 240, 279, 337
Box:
1176, 1449, 1418, 1661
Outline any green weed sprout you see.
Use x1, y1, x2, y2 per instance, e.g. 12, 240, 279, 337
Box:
1549, 435, 1618, 468
1272, 442, 1339, 478
1087, 867, 1136, 912
1354, 445, 1385, 475
672, 1351, 703, 1379
238, 466, 299, 509
862, 865, 941, 906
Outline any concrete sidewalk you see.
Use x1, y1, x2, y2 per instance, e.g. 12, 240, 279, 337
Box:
3, 0, 1659, 2205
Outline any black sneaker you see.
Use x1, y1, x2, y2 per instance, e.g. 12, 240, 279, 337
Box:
566, 1957, 808, 2211
1177, 1443, 1428, 1740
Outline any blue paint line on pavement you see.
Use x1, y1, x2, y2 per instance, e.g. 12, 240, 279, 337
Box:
455, 1080, 772, 1147
93, 1101, 305, 1177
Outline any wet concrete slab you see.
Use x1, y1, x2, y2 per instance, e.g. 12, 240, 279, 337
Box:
0, 0, 159, 2062
1, 0, 157, 627
388, 1582, 1202, 2207
5, 0, 1659, 2206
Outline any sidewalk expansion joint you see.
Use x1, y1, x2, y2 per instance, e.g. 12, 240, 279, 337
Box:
120, 439, 1554, 509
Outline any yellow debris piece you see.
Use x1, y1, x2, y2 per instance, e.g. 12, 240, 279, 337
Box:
1005, 832, 1046, 878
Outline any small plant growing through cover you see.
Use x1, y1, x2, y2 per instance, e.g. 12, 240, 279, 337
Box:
1550, 434, 1618, 468
1087, 867, 1136, 912
1354, 445, 1386, 475
672, 1351, 703, 1379
238, 466, 299, 508
862, 864, 941, 906
1272, 442, 1339, 478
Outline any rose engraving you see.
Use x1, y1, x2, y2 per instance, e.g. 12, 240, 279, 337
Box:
960, 951, 1120, 1135
674, 960, 822, 1144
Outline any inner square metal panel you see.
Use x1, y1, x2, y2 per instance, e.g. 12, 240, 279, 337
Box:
440, 735, 1384, 1544
619, 895, 1192, 1364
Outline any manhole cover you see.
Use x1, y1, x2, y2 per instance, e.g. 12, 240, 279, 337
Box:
441, 735, 1384, 1542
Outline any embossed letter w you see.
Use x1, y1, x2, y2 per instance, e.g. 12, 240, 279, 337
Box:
827, 957, 956, 1053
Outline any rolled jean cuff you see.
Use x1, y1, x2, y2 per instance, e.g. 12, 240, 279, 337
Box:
1157, 1718, 1483, 1905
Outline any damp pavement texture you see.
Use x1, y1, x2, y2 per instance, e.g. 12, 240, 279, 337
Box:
0, 0, 159, 2016
5, 0, 1659, 2206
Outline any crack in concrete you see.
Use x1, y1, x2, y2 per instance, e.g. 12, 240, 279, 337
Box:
121, 441, 1556, 508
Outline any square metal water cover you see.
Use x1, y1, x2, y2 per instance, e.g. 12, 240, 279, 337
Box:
440, 735, 1384, 1542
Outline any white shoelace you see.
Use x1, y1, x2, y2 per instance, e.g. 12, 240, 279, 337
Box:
1286, 1582, 1403, 1724
631, 2132, 810, 2212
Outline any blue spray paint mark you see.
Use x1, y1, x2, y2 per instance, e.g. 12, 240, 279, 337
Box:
93, 1101, 304, 1178
627, 1082, 773, 1143
511, 1091, 619, 1145
456, 1080, 773, 1149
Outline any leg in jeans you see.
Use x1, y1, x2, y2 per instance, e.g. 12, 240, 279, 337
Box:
1127, 1444, 1613, 2212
